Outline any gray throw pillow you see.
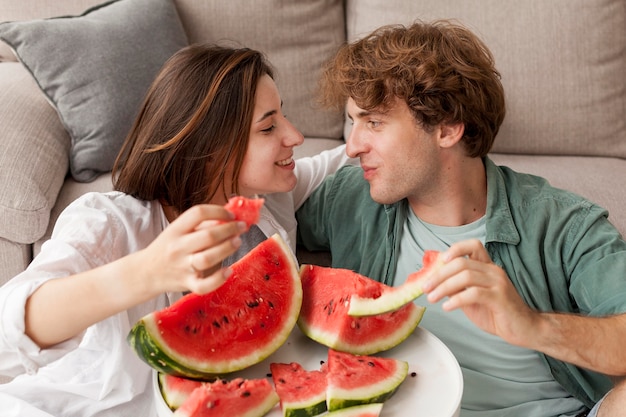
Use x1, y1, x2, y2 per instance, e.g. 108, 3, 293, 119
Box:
0, 0, 188, 182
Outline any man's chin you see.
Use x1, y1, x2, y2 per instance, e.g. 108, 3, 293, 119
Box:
369, 189, 399, 205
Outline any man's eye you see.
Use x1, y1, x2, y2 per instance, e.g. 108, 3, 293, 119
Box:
369, 120, 381, 128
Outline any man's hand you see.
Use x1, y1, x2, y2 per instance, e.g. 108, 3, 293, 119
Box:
421, 239, 538, 346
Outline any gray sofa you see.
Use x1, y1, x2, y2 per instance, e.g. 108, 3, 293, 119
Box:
1, 0, 625, 291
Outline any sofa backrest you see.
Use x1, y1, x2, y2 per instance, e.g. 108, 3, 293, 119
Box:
0, 0, 347, 142
346, 0, 626, 159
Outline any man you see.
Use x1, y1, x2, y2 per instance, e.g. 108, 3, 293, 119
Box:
296, 20, 626, 416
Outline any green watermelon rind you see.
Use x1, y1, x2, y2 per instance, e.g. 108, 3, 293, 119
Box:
297, 304, 426, 356
327, 359, 408, 412
325, 403, 384, 416
282, 396, 327, 417
348, 254, 443, 317
158, 372, 205, 410
347, 285, 426, 317
128, 234, 302, 378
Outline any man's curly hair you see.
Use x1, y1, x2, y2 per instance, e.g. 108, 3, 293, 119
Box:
319, 20, 506, 157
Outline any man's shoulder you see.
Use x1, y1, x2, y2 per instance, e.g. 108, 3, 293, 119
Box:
495, 163, 595, 208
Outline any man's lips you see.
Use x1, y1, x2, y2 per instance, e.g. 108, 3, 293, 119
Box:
361, 165, 376, 180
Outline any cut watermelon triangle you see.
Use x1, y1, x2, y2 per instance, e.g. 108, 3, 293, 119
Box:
172, 378, 279, 417
159, 373, 206, 410
297, 264, 425, 355
270, 362, 328, 417
326, 349, 408, 412
348, 251, 443, 317
223, 195, 264, 231
128, 233, 302, 378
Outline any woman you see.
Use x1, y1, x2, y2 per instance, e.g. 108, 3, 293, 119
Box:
0, 44, 350, 416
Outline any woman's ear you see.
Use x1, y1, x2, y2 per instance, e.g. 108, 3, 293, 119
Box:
438, 122, 465, 149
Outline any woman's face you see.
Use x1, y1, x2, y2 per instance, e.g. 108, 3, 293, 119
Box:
238, 74, 304, 197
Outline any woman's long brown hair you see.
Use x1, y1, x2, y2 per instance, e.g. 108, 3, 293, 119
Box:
113, 44, 273, 214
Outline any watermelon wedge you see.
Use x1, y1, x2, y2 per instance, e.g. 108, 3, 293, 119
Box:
128, 234, 302, 378
172, 378, 279, 417
270, 362, 328, 417
159, 373, 206, 410
326, 349, 407, 412
224, 195, 264, 231
297, 265, 425, 355
326, 403, 384, 417
348, 251, 443, 317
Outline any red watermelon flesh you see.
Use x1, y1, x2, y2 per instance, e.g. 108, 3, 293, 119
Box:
270, 362, 328, 417
297, 265, 425, 355
128, 234, 302, 378
326, 349, 408, 411
348, 250, 443, 317
172, 378, 279, 417
224, 195, 265, 231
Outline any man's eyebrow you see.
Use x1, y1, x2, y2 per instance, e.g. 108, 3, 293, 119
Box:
350, 109, 385, 120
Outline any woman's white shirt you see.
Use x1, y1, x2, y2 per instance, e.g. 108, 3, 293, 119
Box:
0, 144, 352, 417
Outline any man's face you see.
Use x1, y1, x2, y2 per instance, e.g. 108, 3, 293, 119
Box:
345, 97, 441, 205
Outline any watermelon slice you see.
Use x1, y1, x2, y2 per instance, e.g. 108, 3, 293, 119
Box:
326, 349, 407, 412
325, 403, 384, 417
159, 373, 206, 410
224, 195, 264, 231
348, 251, 443, 317
297, 265, 425, 355
270, 362, 328, 417
172, 378, 279, 417
128, 234, 302, 378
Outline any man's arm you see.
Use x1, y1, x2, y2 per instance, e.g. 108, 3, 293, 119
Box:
423, 239, 626, 376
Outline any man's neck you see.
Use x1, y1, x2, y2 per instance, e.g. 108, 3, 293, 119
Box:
407, 156, 487, 227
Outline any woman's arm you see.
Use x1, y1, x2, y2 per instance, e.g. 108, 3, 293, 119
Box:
24, 204, 245, 348
292, 144, 357, 210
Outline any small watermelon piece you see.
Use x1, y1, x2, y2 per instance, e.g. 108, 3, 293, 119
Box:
326, 350, 408, 412
172, 378, 279, 417
128, 234, 302, 378
325, 403, 384, 417
297, 265, 425, 355
348, 251, 443, 317
224, 195, 265, 231
270, 362, 328, 417
159, 373, 206, 410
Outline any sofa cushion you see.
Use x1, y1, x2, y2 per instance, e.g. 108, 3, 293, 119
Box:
346, 0, 626, 159
0, 0, 188, 182
173, 0, 346, 141
0, 63, 70, 245
0, 0, 104, 61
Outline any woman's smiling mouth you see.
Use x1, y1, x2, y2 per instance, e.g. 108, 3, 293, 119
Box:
276, 157, 294, 167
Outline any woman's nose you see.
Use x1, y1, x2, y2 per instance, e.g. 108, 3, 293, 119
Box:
284, 119, 304, 147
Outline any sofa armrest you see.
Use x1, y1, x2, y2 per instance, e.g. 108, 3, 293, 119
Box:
0, 62, 69, 245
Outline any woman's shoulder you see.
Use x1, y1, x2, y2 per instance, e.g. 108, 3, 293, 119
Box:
57, 192, 164, 238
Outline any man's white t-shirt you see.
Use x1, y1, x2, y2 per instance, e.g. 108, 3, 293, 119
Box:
394, 203, 586, 417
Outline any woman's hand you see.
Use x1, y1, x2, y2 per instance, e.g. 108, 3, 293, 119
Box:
25, 204, 247, 348
140, 204, 247, 295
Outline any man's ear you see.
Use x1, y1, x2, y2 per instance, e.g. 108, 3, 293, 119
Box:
438, 122, 465, 149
